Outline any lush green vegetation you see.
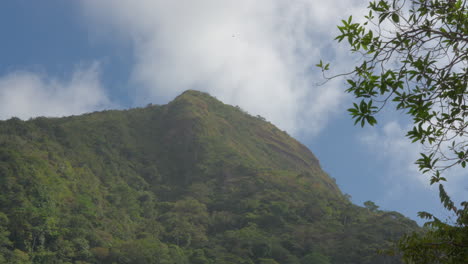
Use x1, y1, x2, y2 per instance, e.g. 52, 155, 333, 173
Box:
0, 90, 418, 263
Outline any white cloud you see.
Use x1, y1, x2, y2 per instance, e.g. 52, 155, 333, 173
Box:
359, 121, 467, 208
0, 63, 112, 120
360, 121, 425, 184
80, 0, 367, 135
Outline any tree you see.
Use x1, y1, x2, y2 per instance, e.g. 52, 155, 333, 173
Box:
364, 201, 380, 212
318, 0, 467, 263
300, 251, 331, 264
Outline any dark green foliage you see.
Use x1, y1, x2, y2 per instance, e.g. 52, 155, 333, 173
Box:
301, 252, 330, 264
363, 201, 379, 212
0, 90, 418, 263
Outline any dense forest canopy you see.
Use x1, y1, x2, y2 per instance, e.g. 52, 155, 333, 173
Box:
0, 90, 418, 264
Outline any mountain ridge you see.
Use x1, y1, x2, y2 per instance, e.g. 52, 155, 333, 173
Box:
0, 90, 418, 264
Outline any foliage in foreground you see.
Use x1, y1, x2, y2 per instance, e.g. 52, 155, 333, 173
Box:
319, 0, 467, 262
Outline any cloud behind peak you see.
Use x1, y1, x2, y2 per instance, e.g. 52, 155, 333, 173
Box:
80, 0, 367, 135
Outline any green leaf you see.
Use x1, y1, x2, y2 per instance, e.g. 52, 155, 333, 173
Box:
379, 13, 389, 23
315, 60, 323, 68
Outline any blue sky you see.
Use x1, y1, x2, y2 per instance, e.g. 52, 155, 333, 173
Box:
1, 1, 465, 224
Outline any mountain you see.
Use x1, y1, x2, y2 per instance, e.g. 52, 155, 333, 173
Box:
0, 90, 418, 264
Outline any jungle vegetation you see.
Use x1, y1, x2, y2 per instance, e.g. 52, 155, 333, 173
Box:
0, 90, 418, 264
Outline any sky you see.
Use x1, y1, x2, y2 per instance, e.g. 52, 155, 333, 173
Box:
0, 0, 465, 224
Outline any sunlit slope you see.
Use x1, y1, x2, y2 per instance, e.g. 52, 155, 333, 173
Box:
0, 90, 418, 264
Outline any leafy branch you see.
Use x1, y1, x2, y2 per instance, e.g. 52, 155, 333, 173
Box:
320, 0, 467, 262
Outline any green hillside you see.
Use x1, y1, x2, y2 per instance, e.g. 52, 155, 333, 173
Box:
0, 90, 418, 264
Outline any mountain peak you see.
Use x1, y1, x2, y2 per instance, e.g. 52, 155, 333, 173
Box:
162, 91, 328, 186
177, 89, 212, 99
171, 90, 218, 106
165, 90, 219, 119
0, 90, 419, 264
